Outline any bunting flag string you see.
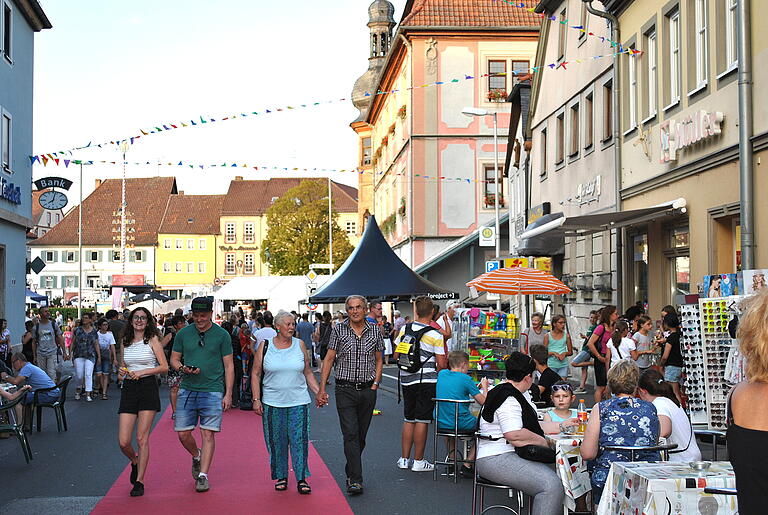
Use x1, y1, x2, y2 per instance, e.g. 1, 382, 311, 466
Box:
493, 0, 626, 50
31, 157, 504, 185
31, 48, 640, 162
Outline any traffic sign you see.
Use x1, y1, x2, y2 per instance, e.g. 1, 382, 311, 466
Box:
479, 226, 496, 247
306, 283, 318, 297
306, 269, 319, 282
485, 260, 501, 273
307, 303, 318, 311
309, 263, 334, 270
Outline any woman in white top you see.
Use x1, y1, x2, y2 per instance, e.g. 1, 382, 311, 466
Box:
117, 307, 168, 497
476, 352, 577, 515
637, 368, 701, 463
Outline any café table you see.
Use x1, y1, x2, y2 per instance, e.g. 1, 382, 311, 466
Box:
546, 433, 591, 513
0, 382, 19, 425
597, 461, 738, 515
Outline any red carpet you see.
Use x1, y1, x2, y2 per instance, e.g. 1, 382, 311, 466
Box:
92, 407, 353, 515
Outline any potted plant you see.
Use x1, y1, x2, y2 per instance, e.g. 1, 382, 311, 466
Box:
398, 197, 406, 218
381, 135, 389, 146
487, 89, 507, 102
397, 105, 407, 119
484, 193, 505, 208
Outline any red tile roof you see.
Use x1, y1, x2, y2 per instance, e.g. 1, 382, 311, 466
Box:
158, 194, 225, 235
221, 178, 358, 216
402, 0, 540, 27
29, 177, 177, 246
31, 189, 46, 223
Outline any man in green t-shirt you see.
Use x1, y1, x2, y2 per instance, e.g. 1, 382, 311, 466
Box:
170, 297, 234, 493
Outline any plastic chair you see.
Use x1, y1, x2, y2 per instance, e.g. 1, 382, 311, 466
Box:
0, 395, 33, 463
602, 443, 678, 461
33, 375, 72, 432
432, 398, 475, 482
694, 429, 727, 461
472, 433, 531, 515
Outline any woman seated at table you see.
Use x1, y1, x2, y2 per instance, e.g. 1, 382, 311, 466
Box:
580, 359, 660, 504
637, 369, 701, 463
476, 352, 578, 515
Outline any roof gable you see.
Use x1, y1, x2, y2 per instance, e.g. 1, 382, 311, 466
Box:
221, 178, 358, 216
401, 0, 540, 28
158, 194, 225, 235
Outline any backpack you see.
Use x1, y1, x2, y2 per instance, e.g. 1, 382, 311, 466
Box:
396, 323, 434, 374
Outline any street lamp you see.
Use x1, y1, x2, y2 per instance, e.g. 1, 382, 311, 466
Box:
462, 107, 501, 310
118, 140, 130, 275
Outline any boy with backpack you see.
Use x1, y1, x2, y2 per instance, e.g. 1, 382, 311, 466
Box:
393, 296, 447, 472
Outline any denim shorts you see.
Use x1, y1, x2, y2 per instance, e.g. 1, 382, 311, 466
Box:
174, 389, 223, 432
664, 365, 683, 384
550, 366, 570, 378
95, 358, 112, 374
571, 350, 592, 365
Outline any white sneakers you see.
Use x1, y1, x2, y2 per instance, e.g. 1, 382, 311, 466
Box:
397, 457, 410, 469
411, 459, 434, 472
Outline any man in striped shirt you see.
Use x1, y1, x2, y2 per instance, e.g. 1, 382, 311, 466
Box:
394, 296, 447, 472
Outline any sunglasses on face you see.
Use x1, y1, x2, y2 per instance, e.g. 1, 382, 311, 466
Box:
198, 332, 205, 347
552, 384, 573, 393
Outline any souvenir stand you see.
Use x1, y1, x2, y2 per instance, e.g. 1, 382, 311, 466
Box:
680, 294, 747, 430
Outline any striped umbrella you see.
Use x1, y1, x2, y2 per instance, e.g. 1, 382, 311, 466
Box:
467, 266, 572, 295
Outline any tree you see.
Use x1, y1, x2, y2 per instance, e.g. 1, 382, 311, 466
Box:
261, 179, 355, 275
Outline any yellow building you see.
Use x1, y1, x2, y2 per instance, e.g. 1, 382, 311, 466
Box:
156, 194, 224, 298
217, 177, 359, 282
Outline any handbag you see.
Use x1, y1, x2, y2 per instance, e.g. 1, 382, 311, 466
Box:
515, 444, 556, 464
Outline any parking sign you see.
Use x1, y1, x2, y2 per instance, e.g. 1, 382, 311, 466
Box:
485, 260, 500, 273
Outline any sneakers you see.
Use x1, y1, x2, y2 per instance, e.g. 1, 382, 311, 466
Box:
74, 391, 81, 401
86, 394, 93, 402
130, 481, 144, 497
396, 457, 411, 469
129, 462, 138, 485
574, 387, 587, 394
411, 459, 434, 472
346, 479, 363, 495
195, 474, 209, 493
191, 449, 202, 479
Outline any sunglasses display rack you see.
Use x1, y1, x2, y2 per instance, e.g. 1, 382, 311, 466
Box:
679, 303, 708, 425
697, 295, 742, 430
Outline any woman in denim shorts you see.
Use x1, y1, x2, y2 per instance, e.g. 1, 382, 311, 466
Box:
96, 318, 117, 399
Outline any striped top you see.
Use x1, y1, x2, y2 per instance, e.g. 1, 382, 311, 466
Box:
396, 322, 445, 386
123, 339, 159, 373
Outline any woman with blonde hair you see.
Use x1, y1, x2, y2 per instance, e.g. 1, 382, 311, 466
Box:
727, 288, 768, 514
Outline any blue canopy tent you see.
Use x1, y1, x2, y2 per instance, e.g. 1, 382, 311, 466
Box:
309, 216, 457, 303
26, 289, 48, 306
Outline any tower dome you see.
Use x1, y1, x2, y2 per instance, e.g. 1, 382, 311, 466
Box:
368, 0, 395, 25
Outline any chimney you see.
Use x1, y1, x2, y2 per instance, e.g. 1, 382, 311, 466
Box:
235, 176, 243, 181
95, 178, 103, 188
178, 191, 184, 195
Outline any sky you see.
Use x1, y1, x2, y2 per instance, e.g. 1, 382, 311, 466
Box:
32, 0, 407, 201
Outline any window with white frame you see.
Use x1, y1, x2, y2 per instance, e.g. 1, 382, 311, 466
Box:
198, 262, 206, 273
569, 103, 580, 156
163, 262, 170, 272
175, 238, 183, 249
42, 276, 54, 288
199, 239, 206, 250
693, 0, 708, 88
225, 222, 236, 244
512, 60, 529, 85
244, 253, 255, 274
346, 221, 356, 236
163, 239, 171, 249
187, 239, 194, 250
186, 262, 194, 273
64, 276, 77, 288
725, 0, 737, 68
628, 44, 638, 130
488, 60, 507, 100
64, 251, 76, 263
225, 253, 236, 274
175, 262, 182, 272
133, 250, 144, 262
645, 30, 657, 118
89, 251, 99, 262
2, 1, 11, 62
1, 112, 10, 173
667, 9, 681, 104
112, 250, 120, 262
243, 222, 255, 244
43, 250, 55, 262
483, 165, 505, 208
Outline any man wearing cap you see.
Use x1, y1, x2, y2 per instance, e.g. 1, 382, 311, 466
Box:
170, 297, 234, 493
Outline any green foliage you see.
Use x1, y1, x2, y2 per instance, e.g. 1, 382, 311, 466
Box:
261, 179, 355, 275
40, 307, 79, 320
380, 213, 397, 237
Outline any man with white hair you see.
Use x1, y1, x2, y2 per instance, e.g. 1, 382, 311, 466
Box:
436, 300, 460, 352
392, 310, 406, 337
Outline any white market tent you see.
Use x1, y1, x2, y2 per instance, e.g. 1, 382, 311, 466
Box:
213, 275, 329, 315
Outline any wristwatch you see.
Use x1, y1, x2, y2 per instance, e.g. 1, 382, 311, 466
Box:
373, 381, 380, 386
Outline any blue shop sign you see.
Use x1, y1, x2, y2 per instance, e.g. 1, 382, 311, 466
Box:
0, 178, 21, 205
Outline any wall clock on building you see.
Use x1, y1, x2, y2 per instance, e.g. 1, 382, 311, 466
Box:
39, 190, 68, 210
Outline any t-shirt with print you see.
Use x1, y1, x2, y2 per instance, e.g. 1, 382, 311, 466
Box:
435, 369, 480, 430
395, 322, 445, 386
173, 323, 233, 393
35, 321, 61, 356
19, 362, 58, 395
97, 331, 116, 360
632, 331, 653, 368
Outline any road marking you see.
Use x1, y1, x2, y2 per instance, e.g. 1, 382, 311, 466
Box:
382, 373, 398, 381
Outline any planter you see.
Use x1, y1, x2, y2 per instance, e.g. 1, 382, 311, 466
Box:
487, 89, 507, 102
397, 105, 407, 119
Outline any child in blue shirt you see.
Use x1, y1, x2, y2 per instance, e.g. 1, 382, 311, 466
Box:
543, 380, 578, 423
436, 351, 487, 477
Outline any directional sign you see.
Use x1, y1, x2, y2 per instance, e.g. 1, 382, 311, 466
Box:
485, 260, 501, 273
306, 283, 318, 297
30, 257, 46, 275
306, 269, 319, 282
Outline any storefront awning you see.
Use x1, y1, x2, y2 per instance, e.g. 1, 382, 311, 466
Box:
517, 198, 687, 242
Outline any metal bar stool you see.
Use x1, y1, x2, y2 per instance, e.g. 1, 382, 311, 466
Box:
472, 433, 531, 515
693, 429, 727, 461
432, 398, 475, 482
601, 443, 678, 461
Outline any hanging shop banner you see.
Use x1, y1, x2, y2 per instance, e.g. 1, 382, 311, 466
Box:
533, 257, 552, 273
504, 257, 529, 268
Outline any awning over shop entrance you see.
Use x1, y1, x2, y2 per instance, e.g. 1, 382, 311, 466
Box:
516, 198, 687, 254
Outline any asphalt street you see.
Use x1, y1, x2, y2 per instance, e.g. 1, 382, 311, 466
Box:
1, 366, 726, 514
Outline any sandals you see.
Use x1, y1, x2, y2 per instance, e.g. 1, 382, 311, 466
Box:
274, 478, 288, 491
102, 394, 108, 400
297, 480, 311, 494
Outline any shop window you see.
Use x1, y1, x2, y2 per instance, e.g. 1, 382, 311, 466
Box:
663, 225, 690, 302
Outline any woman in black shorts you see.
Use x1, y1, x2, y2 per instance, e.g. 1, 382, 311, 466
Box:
586, 305, 618, 404
117, 307, 168, 497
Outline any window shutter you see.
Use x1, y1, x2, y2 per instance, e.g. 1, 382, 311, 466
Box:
52, 251, 59, 262
98, 251, 103, 261
74, 276, 79, 288
52, 276, 58, 288
74, 251, 79, 262
129, 251, 135, 262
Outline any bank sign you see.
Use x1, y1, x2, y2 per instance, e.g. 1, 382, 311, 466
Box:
0, 177, 21, 205
660, 110, 724, 163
